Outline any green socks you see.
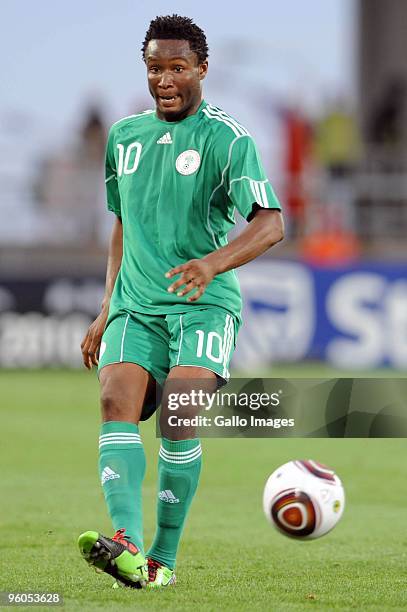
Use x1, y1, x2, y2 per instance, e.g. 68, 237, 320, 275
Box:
99, 421, 146, 553
99, 427, 202, 568
147, 438, 202, 569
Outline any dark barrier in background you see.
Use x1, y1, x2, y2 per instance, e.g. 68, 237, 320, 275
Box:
0, 261, 406, 368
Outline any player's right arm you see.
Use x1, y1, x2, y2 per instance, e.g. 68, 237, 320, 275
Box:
81, 126, 123, 369
81, 217, 123, 369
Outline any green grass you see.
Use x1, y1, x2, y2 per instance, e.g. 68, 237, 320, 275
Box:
0, 370, 406, 611
236, 362, 407, 378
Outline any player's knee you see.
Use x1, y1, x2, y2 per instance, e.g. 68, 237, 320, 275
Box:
159, 406, 194, 440
100, 388, 130, 422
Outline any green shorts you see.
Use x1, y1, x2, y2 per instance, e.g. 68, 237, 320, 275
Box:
98, 306, 240, 387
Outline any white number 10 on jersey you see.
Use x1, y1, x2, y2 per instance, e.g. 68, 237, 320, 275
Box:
117, 142, 143, 176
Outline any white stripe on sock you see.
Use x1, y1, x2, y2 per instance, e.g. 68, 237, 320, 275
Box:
159, 451, 202, 465
99, 433, 141, 439
100, 438, 141, 442
159, 444, 201, 457
159, 447, 202, 464
99, 436, 141, 444
99, 439, 142, 447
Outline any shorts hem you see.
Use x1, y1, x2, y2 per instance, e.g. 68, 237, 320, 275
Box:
98, 359, 165, 385
172, 362, 229, 384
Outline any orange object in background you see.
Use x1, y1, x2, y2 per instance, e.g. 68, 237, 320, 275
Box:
300, 230, 360, 265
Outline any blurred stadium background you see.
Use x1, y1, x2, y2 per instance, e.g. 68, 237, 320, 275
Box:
0, 0, 406, 375
1, 3, 407, 608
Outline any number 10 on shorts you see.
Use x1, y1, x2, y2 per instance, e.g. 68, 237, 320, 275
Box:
195, 330, 224, 364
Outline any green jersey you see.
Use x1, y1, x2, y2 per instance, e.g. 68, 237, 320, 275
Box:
105, 99, 281, 319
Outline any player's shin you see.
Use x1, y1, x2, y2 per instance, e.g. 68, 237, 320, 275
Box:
99, 421, 146, 553
147, 437, 202, 569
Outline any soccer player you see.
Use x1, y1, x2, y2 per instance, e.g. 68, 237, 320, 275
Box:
78, 14, 284, 589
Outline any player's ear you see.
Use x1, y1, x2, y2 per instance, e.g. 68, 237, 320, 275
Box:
199, 61, 208, 80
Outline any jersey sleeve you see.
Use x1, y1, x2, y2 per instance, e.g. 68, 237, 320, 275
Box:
105, 127, 121, 217
226, 135, 281, 219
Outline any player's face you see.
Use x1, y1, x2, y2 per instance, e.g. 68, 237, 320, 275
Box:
145, 39, 208, 121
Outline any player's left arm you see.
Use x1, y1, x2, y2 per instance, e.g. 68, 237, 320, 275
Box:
167, 208, 284, 302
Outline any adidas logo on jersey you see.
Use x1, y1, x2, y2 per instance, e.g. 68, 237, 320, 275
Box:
158, 489, 179, 503
101, 466, 120, 485
157, 132, 173, 144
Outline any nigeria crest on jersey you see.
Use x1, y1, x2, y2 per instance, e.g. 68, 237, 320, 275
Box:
176, 150, 201, 175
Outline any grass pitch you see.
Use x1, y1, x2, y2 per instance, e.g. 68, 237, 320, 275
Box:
0, 369, 406, 611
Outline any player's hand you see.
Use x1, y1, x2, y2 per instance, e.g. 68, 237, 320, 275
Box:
166, 259, 216, 302
80, 309, 109, 370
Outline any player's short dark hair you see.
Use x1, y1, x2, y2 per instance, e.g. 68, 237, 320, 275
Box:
142, 14, 209, 63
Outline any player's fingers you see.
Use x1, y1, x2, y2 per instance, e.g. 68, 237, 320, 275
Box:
168, 274, 194, 293
84, 351, 93, 369
80, 331, 91, 350
165, 264, 189, 278
82, 336, 95, 369
88, 335, 102, 367
90, 353, 98, 367
187, 285, 205, 302
81, 339, 91, 368
88, 332, 101, 352
91, 344, 100, 366
177, 279, 197, 297
87, 347, 97, 367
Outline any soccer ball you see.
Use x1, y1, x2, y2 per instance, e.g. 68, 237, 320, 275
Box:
263, 460, 345, 539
